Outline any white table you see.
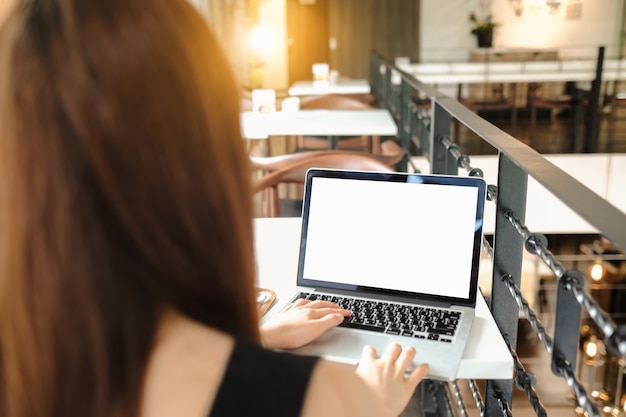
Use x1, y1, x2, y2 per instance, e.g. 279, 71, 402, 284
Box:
288, 79, 371, 96
254, 217, 514, 380
241, 110, 397, 149
398, 59, 626, 84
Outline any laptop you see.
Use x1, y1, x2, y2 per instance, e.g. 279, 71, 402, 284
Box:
283, 168, 486, 381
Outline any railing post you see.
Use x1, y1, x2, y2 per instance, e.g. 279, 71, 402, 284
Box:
369, 52, 383, 108
383, 65, 393, 113
396, 78, 414, 172
583, 46, 604, 153
429, 100, 453, 175
484, 154, 527, 416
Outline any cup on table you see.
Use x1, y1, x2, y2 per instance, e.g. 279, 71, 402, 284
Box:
312, 63, 330, 81
329, 70, 339, 84
281, 97, 300, 114
252, 89, 276, 113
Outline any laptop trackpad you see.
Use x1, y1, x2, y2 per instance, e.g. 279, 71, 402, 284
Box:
297, 328, 391, 364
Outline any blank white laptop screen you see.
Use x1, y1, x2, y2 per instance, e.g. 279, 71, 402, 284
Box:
302, 176, 480, 300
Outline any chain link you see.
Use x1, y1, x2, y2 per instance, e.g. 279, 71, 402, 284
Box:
441, 137, 497, 200
452, 381, 470, 417
501, 273, 553, 354
504, 211, 566, 278
504, 335, 548, 417
494, 390, 514, 417
483, 240, 553, 353
559, 363, 601, 417
468, 379, 485, 417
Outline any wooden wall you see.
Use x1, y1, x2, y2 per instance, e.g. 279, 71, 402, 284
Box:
286, 0, 420, 83
328, 0, 420, 79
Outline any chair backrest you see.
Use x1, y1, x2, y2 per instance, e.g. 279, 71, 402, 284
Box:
252, 152, 394, 217
299, 94, 373, 110
249, 140, 404, 173
296, 94, 380, 152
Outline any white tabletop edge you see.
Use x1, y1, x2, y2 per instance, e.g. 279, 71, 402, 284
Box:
253, 217, 513, 380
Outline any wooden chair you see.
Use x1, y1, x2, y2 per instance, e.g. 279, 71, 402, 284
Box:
607, 83, 626, 148
527, 81, 586, 145
252, 152, 394, 217
249, 139, 404, 174
458, 83, 518, 128
296, 94, 380, 152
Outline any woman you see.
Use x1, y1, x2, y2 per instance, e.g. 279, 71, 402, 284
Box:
0, 1, 428, 416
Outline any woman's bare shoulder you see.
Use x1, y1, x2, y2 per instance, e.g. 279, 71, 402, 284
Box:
140, 312, 233, 417
300, 359, 385, 417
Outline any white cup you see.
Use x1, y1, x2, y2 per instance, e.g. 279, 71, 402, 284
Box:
281, 97, 300, 113
252, 89, 276, 113
312, 63, 330, 81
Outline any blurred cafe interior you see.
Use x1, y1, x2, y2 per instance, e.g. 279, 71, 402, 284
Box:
3, 0, 626, 416
193, 1, 626, 415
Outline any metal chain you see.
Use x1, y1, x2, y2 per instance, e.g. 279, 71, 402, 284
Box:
559, 362, 601, 417
563, 275, 626, 357
505, 210, 626, 357
501, 273, 554, 354
436, 138, 624, 415
468, 380, 485, 417
441, 137, 484, 177
451, 381, 470, 417
503, 335, 548, 417
503, 210, 566, 278
494, 390, 514, 417
441, 137, 497, 200
483, 239, 553, 353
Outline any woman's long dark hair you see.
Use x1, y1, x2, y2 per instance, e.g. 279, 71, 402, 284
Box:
0, 1, 259, 416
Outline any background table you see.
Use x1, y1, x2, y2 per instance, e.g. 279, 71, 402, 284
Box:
254, 217, 514, 380
241, 109, 397, 149
288, 79, 371, 96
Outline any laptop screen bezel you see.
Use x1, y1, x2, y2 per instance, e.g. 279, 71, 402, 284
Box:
296, 168, 487, 308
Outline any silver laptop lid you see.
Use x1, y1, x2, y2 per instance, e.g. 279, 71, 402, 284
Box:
296, 169, 486, 307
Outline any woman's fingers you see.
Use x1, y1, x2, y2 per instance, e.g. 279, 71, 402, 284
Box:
361, 345, 379, 360
285, 299, 344, 311
355, 344, 429, 416
302, 300, 343, 309
407, 363, 429, 387
307, 307, 350, 319
284, 298, 309, 310
382, 343, 403, 363
396, 346, 417, 376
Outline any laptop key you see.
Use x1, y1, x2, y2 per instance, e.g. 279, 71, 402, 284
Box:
429, 328, 455, 336
385, 327, 401, 335
339, 321, 386, 333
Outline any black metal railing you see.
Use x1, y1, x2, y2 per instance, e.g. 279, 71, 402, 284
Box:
370, 50, 626, 417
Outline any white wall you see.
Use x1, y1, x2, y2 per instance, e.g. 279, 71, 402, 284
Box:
421, 0, 624, 62
192, 0, 623, 89
257, 0, 289, 90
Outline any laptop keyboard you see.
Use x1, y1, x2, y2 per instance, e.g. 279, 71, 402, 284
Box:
294, 292, 461, 343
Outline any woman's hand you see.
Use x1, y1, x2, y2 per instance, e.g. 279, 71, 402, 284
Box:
260, 298, 350, 350
355, 343, 429, 417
